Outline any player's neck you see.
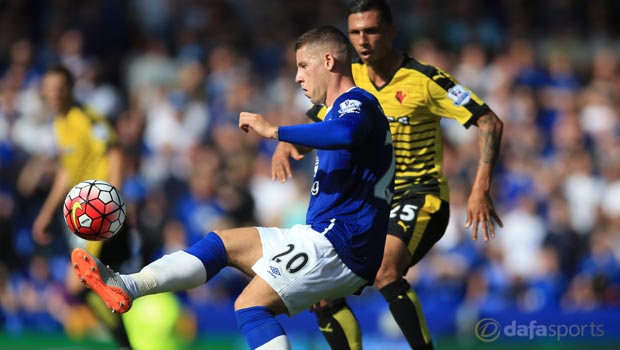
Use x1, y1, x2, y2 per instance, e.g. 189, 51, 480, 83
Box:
366, 50, 403, 87
59, 99, 77, 116
325, 76, 355, 108
56, 104, 72, 116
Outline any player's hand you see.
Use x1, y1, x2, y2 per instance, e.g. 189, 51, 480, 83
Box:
239, 112, 278, 139
272, 142, 305, 183
465, 190, 503, 242
32, 213, 53, 245
309, 302, 319, 313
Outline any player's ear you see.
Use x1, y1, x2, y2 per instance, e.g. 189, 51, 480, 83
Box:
323, 52, 335, 71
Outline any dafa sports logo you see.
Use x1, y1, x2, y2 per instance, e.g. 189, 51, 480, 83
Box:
474, 318, 605, 342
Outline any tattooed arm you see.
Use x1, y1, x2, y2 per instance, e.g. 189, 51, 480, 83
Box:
466, 110, 504, 241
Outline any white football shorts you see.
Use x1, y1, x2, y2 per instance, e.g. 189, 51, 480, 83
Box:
253, 224, 368, 316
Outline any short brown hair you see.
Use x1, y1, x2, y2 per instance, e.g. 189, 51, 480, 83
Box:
295, 25, 352, 62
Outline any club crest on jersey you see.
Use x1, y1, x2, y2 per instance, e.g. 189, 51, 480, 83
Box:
395, 90, 408, 104
338, 99, 362, 116
447, 84, 471, 106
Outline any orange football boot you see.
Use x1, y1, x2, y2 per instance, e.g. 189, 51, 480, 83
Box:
71, 248, 133, 314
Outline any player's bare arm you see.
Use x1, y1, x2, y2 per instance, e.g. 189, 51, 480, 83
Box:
478, 111, 503, 166
272, 142, 312, 183
239, 112, 279, 139
106, 147, 124, 189
466, 110, 504, 242
32, 166, 71, 244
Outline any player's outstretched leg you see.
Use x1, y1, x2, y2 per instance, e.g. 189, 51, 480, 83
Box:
73, 231, 227, 315
71, 248, 133, 314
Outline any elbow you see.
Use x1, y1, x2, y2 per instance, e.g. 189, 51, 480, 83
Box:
339, 128, 362, 148
341, 129, 357, 146
478, 111, 503, 135
495, 115, 504, 137
493, 111, 504, 129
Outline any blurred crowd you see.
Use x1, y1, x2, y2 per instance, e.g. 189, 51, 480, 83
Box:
1, 0, 619, 343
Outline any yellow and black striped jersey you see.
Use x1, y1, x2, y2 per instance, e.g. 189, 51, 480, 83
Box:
307, 55, 489, 203
53, 106, 117, 186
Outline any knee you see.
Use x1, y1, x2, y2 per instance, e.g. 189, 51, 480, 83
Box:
376, 236, 413, 289
234, 287, 259, 311
234, 293, 252, 311
374, 265, 401, 289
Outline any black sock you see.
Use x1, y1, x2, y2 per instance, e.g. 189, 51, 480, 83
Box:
315, 298, 362, 350
380, 278, 433, 350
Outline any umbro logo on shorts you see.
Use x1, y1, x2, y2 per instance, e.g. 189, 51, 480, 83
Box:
268, 266, 281, 278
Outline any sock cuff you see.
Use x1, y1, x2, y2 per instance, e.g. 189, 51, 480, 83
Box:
184, 231, 227, 282
236, 306, 286, 350
379, 278, 411, 301
236, 306, 272, 329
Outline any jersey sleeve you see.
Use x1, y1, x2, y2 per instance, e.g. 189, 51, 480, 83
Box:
281, 99, 372, 150
424, 67, 489, 128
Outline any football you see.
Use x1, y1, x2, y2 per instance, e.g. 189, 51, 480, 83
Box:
63, 179, 126, 241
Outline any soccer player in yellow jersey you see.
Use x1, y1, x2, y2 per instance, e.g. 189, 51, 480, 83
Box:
32, 64, 122, 246
271, 1, 504, 349
32, 64, 133, 348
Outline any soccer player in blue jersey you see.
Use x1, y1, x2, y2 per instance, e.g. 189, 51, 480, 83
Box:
272, 1, 504, 349
70, 25, 395, 350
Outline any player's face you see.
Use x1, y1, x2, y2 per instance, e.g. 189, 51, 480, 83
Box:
295, 45, 328, 105
42, 72, 71, 113
348, 10, 396, 66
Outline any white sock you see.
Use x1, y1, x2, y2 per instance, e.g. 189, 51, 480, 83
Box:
121, 251, 207, 298
255, 335, 291, 350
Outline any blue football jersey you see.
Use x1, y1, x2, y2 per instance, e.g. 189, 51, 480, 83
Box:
278, 87, 395, 282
